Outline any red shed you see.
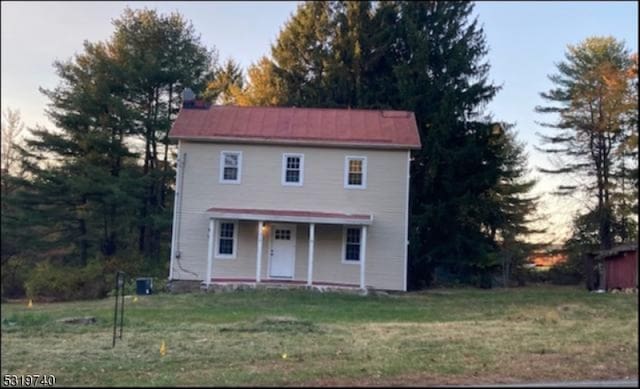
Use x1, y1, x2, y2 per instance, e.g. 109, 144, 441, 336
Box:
599, 243, 638, 290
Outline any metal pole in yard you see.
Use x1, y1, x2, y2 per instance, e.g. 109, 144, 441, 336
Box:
112, 272, 120, 348
119, 272, 125, 340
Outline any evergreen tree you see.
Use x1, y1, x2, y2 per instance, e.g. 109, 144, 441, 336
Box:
1, 108, 27, 265
233, 56, 283, 106
9, 41, 140, 265
611, 52, 638, 243
247, 1, 537, 288
483, 123, 543, 286
204, 58, 244, 104
5, 8, 216, 273
389, 2, 500, 286
270, 1, 335, 107
109, 8, 215, 260
359, 1, 401, 108
324, 1, 372, 107
536, 36, 637, 249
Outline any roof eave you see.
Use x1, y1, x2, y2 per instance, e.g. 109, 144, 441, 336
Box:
169, 134, 421, 150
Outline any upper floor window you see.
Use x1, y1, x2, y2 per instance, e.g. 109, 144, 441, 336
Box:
282, 153, 304, 186
219, 151, 242, 184
344, 156, 367, 189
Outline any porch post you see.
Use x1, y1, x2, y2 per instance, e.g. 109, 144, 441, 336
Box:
307, 223, 315, 286
206, 218, 215, 286
256, 221, 264, 283
360, 225, 368, 289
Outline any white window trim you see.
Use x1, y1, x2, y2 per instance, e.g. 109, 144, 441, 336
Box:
214, 220, 238, 259
341, 225, 362, 265
219, 151, 242, 184
344, 156, 367, 189
281, 153, 304, 187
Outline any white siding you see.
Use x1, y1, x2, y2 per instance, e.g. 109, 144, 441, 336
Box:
171, 142, 409, 290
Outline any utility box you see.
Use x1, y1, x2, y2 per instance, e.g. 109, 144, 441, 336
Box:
136, 277, 153, 295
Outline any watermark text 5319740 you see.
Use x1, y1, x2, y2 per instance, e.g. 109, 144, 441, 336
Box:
2, 375, 56, 387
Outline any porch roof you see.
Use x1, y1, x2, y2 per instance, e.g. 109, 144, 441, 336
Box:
206, 207, 373, 225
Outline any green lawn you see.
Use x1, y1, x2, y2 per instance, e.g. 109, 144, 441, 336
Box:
1, 286, 637, 386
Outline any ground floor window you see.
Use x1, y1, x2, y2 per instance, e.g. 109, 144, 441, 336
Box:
215, 220, 238, 259
343, 226, 361, 263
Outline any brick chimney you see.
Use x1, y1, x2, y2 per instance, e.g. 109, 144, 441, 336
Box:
182, 88, 210, 109
182, 88, 196, 108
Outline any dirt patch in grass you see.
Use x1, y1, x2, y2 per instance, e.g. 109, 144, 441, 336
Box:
299, 372, 516, 387
219, 316, 321, 333
300, 353, 636, 387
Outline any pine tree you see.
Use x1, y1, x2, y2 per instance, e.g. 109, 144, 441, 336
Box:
270, 1, 336, 107
109, 8, 215, 259
483, 124, 543, 286
9, 40, 140, 265
233, 57, 283, 106
6, 8, 216, 270
536, 36, 637, 249
1, 108, 27, 265
323, 1, 372, 107
611, 53, 638, 243
248, 1, 536, 288
390, 2, 501, 287
204, 58, 244, 104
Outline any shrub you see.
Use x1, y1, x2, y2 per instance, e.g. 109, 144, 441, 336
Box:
1, 256, 32, 299
546, 262, 582, 285
153, 277, 168, 293
515, 263, 583, 286
516, 267, 548, 285
25, 259, 110, 301
107, 278, 135, 297
103, 251, 169, 294
103, 253, 145, 276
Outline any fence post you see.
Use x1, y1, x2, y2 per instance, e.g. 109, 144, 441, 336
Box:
119, 272, 125, 339
112, 272, 120, 348
112, 271, 127, 347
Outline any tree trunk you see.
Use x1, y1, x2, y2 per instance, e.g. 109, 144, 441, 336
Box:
78, 199, 88, 267
138, 91, 155, 254
161, 84, 173, 207
595, 134, 613, 250
79, 219, 88, 267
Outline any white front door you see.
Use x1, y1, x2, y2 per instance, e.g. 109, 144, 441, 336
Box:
269, 224, 296, 278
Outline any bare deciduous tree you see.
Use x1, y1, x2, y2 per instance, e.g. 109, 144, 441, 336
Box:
1, 107, 25, 177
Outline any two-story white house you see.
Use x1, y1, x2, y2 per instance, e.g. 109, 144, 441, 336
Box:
167, 99, 420, 291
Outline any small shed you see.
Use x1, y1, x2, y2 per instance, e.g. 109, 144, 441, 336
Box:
597, 243, 638, 290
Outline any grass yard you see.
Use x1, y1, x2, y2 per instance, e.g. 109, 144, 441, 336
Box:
1, 286, 637, 386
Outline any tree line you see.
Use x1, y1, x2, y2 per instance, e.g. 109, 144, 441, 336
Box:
1, 9, 216, 298
2, 2, 636, 299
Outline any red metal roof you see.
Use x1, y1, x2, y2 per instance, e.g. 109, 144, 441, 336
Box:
169, 105, 421, 150
206, 207, 372, 224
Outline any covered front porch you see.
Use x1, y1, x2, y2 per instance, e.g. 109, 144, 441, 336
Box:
203, 208, 374, 290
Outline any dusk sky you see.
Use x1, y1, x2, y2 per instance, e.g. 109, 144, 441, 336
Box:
2, 1, 638, 243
